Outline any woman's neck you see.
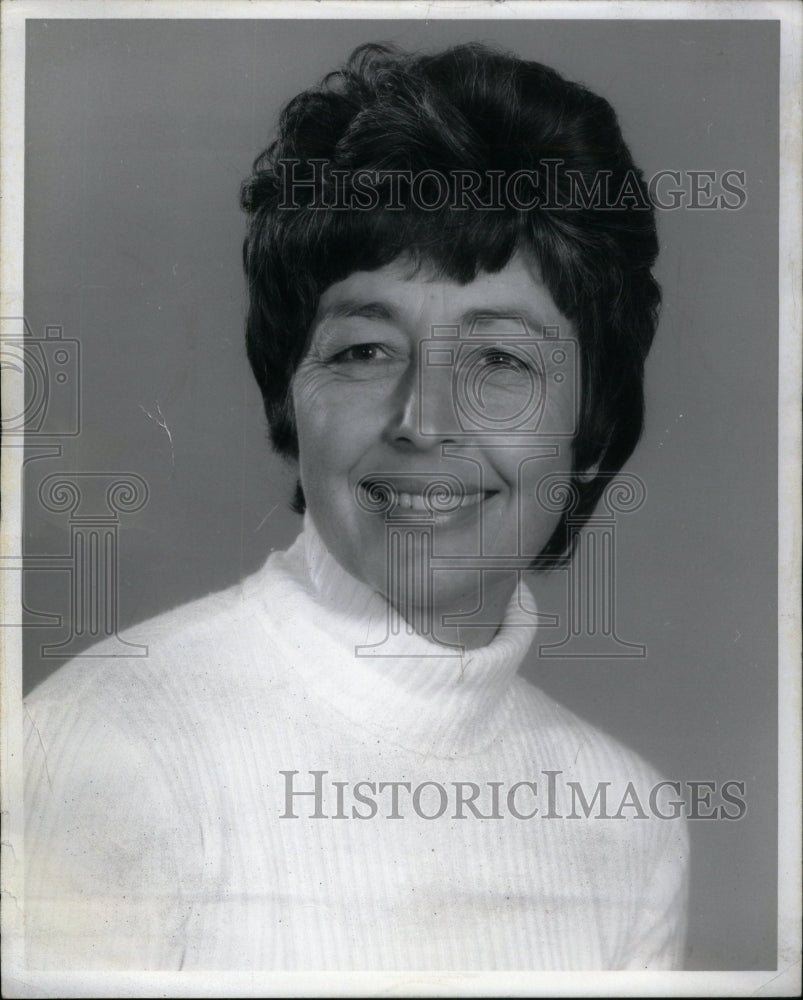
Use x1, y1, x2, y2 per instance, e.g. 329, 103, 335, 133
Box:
254, 515, 542, 756
387, 569, 521, 651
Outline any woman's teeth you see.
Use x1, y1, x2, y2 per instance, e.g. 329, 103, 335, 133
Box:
396, 491, 486, 511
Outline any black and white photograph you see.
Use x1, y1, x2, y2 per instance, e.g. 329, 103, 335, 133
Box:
1, 1, 800, 996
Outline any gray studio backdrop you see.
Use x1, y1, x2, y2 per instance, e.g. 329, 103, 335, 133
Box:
23, 18, 778, 971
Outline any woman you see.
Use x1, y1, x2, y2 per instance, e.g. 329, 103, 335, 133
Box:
24, 43, 688, 970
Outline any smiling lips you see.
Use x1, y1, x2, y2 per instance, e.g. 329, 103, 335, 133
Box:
395, 489, 490, 511
358, 477, 497, 515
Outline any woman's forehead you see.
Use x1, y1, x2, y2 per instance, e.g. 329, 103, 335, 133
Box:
313, 251, 571, 333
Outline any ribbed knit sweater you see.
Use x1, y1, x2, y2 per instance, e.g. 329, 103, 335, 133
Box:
24, 518, 688, 970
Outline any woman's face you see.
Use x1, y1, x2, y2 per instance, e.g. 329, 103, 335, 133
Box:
291, 251, 578, 632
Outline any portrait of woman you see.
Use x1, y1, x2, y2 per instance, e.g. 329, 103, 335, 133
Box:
8, 6, 789, 993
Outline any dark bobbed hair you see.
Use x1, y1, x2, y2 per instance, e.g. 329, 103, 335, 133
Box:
240, 43, 660, 565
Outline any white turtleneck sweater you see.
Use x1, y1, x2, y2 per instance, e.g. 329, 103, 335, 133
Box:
24, 519, 688, 971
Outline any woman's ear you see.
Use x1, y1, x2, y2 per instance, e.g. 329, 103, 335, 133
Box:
574, 461, 601, 485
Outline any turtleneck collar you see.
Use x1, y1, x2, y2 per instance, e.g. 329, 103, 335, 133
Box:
255, 514, 541, 759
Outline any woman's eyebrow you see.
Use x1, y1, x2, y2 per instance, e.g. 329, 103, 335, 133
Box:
317, 299, 399, 323
459, 307, 549, 333
315, 301, 553, 333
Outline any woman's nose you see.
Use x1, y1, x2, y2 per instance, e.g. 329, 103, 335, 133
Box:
384, 359, 457, 450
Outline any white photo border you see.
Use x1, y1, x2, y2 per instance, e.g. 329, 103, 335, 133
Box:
2, 1, 800, 996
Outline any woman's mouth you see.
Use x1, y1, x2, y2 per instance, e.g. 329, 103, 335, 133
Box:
395, 489, 490, 511
356, 477, 498, 518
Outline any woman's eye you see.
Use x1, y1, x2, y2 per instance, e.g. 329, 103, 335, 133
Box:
330, 343, 388, 364
477, 349, 530, 373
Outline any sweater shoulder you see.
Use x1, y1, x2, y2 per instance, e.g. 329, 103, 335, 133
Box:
509, 674, 667, 786
24, 552, 287, 733
508, 676, 689, 896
